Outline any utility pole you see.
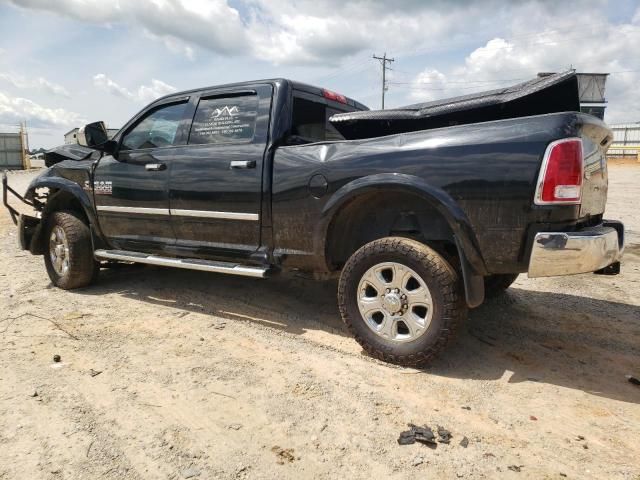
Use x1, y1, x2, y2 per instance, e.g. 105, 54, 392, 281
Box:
373, 52, 394, 109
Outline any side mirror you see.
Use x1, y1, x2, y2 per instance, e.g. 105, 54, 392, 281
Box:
77, 121, 109, 148
101, 139, 118, 156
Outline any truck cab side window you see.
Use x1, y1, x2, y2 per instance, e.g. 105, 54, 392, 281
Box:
120, 102, 187, 151
289, 97, 346, 145
188, 95, 258, 145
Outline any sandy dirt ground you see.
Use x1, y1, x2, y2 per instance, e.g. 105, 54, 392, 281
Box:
0, 164, 639, 479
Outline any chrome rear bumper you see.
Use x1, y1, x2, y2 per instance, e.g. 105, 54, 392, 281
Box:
528, 221, 624, 278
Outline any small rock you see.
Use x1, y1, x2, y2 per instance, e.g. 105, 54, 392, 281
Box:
582, 443, 589, 450
271, 446, 296, 464
199, 337, 205, 341
437, 426, 452, 444
228, 423, 242, 430
412, 456, 424, 467
459, 436, 469, 448
529, 415, 537, 421
508, 465, 524, 472
53, 354, 61, 363
89, 369, 102, 377
181, 467, 201, 478
625, 374, 640, 386
576, 435, 585, 441
461, 406, 471, 410
30, 391, 38, 398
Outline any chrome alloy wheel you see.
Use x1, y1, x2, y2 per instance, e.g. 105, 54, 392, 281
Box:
49, 226, 70, 276
357, 262, 433, 342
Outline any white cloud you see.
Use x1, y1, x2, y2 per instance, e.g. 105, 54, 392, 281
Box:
93, 74, 176, 103
136, 79, 177, 103
403, 10, 640, 123
92, 73, 135, 100
0, 73, 70, 98
0, 91, 85, 128
1, 0, 562, 65
5, 0, 248, 57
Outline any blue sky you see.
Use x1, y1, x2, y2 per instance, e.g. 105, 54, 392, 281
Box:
1, 0, 639, 148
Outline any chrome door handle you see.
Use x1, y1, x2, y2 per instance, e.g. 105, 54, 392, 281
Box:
230, 160, 256, 169
145, 163, 166, 171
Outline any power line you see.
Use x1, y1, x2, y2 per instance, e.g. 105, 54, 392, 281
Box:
373, 53, 394, 109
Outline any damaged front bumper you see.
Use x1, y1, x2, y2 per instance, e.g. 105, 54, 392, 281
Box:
528, 220, 624, 277
2, 172, 42, 252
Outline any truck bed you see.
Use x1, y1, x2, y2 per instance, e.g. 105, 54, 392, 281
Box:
330, 71, 580, 139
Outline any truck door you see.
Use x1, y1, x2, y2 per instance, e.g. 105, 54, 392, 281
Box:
93, 98, 192, 253
168, 85, 272, 261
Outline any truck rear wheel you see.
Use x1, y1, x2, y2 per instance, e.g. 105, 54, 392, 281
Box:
44, 210, 98, 289
483, 274, 518, 297
338, 237, 466, 366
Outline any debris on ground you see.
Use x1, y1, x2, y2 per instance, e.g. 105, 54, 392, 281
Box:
397, 424, 437, 447
53, 354, 61, 363
508, 465, 524, 472
412, 455, 424, 466
459, 436, 469, 448
626, 375, 640, 386
271, 446, 296, 464
89, 369, 102, 377
437, 426, 452, 444
181, 466, 201, 478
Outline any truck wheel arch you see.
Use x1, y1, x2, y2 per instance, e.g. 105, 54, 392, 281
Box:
25, 178, 100, 254
319, 174, 488, 307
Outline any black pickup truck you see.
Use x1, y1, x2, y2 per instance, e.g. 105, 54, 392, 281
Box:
3, 71, 624, 366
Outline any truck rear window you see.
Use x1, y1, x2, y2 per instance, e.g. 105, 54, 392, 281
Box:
289, 97, 347, 144
188, 94, 258, 145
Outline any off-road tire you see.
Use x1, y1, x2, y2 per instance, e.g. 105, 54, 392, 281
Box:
483, 274, 518, 298
44, 210, 98, 289
338, 237, 467, 366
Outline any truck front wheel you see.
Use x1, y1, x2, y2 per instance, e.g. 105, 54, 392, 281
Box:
338, 237, 466, 366
44, 210, 98, 289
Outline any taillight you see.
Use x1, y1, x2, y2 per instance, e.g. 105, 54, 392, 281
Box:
534, 138, 583, 205
322, 89, 348, 104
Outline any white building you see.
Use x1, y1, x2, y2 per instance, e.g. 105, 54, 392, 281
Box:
64, 127, 119, 144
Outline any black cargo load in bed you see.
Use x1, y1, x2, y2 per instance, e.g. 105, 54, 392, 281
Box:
330, 70, 580, 139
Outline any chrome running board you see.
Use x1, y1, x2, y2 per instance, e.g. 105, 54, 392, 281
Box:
94, 249, 268, 278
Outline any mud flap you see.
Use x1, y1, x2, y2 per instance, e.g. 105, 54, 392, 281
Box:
455, 236, 485, 308
18, 214, 43, 253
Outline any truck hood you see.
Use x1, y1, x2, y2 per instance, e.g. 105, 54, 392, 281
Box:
330, 71, 580, 140
44, 143, 95, 165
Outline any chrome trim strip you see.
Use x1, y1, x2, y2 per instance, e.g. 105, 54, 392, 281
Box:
96, 206, 258, 220
94, 249, 267, 278
170, 209, 259, 221
528, 226, 623, 278
97, 205, 170, 215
